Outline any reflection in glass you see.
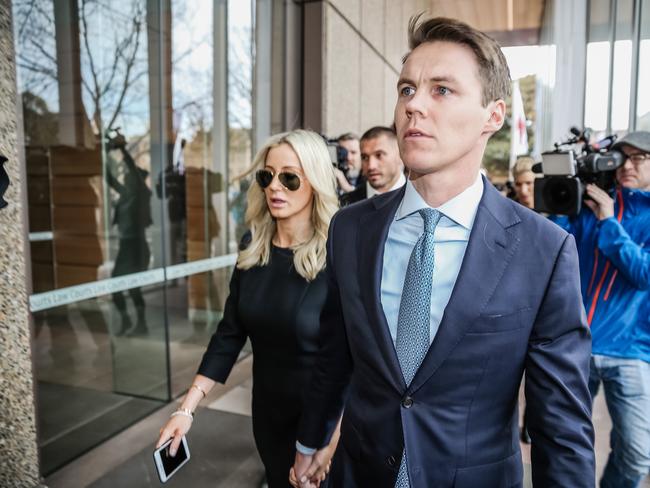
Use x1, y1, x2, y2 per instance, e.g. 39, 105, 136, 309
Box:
14, 0, 258, 476
228, 0, 254, 251
13, 0, 169, 474
105, 129, 152, 336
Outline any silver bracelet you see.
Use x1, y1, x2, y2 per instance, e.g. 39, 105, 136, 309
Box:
170, 408, 194, 421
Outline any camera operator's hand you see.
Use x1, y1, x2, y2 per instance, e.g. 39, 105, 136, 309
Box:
585, 184, 615, 221
333, 168, 355, 193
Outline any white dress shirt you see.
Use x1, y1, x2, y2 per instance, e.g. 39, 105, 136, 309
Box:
381, 173, 484, 344
367, 172, 407, 198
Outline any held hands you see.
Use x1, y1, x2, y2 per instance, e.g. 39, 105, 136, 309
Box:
584, 184, 615, 221
156, 413, 192, 457
290, 423, 340, 488
289, 450, 332, 488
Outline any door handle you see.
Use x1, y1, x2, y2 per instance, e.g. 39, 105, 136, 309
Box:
0, 155, 9, 209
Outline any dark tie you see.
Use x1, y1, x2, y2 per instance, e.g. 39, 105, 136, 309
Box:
394, 207, 442, 488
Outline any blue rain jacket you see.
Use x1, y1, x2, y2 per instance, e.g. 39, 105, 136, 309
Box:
552, 187, 650, 363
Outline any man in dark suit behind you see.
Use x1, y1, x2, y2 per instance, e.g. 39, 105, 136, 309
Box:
340, 126, 406, 207
291, 15, 594, 488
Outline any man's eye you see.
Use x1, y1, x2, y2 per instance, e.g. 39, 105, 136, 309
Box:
400, 86, 415, 96
436, 86, 450, 96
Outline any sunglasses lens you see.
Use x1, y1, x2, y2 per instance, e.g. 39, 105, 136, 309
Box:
279, 172, 301, 191
256, 170, 273, 188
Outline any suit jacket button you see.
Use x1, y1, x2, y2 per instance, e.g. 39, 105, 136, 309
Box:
402, 396, 414, 408
386, 455, 397, 467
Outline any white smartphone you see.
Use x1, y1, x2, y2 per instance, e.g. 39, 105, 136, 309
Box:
153, 436, 190, 483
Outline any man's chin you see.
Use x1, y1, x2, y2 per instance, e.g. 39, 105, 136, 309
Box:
620, 179, 638, 189
403, 153, 440, 173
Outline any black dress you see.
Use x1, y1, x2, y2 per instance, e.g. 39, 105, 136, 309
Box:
197, 244, 327, 488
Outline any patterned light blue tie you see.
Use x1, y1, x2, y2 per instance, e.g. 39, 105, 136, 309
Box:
394, 208, 442, 488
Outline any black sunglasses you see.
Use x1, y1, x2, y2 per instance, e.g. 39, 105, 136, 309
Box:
255, 169, 302, 191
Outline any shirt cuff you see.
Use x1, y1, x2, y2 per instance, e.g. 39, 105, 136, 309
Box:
295, 441, 317, 456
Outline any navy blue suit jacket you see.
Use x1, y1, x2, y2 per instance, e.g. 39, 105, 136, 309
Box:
297, 179, 595, 488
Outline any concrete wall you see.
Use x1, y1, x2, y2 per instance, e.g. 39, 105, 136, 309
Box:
0, 1, 43, 487
322, 0, 429, 137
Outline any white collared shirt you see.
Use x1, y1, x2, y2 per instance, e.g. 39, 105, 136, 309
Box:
381, 173, 484, 344
367, 172, 407, 198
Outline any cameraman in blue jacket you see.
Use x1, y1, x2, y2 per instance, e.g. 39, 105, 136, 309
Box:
553, 131, 650, 488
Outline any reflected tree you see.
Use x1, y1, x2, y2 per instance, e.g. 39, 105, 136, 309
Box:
14, 0, 148, 138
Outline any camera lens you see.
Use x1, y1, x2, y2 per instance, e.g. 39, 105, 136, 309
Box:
543, 178, 576, 214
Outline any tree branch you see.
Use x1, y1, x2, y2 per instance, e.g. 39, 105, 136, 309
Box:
105, 8, 143, 132
80, 0, 104, 132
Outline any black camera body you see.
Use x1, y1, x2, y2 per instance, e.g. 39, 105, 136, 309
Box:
323, 137, 349, 173
533, 128, 625, 216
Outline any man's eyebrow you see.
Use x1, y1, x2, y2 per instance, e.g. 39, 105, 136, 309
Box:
397, 75, 461, 86
397, 77, 415, 87
430, 75, 460, 85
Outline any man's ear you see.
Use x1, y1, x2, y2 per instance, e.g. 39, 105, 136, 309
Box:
484, 99, 507, 133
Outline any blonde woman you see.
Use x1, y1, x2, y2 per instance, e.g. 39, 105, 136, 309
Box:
157, 130, 340, 487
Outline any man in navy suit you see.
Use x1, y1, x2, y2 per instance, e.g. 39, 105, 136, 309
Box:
291, 16, 595, 488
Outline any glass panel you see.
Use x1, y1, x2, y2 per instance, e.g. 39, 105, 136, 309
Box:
33, 295, 165, 475
611, 40, 632, 132
165, 0, 255, 396
637, 0, 650, 130
588, 0, 613, 42
584, 0, 612, 133
610, 0, 634, 133
228, 0, 253, 251
584, 41, 611, 132
14, 0, 169, 474
165, 0, 218, 396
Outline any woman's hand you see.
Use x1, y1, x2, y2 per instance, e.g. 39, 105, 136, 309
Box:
156, 414, 192, 457
333, 168, 355, 193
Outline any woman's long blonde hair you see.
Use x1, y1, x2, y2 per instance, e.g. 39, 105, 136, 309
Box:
237, 129, 338, 281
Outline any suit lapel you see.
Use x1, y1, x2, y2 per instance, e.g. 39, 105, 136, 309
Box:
408, 180, 522, 394
358, 188, 407, 393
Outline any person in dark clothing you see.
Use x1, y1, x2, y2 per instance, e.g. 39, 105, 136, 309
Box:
156, 138, 187, 265
156, 129, 340, 488
333, 133, 367, 195
339, 126, 405, 207
106, 131, 153, 336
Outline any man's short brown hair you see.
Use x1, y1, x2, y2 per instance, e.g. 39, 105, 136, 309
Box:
404, 15, 511, 106
360, 126, 396, 143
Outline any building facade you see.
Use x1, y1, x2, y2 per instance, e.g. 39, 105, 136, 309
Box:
1, 0, 649, 485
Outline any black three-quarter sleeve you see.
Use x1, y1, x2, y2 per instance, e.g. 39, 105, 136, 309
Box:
196, 266, 248, 383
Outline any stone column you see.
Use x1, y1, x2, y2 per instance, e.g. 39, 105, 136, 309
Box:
0, 1, 43, 487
